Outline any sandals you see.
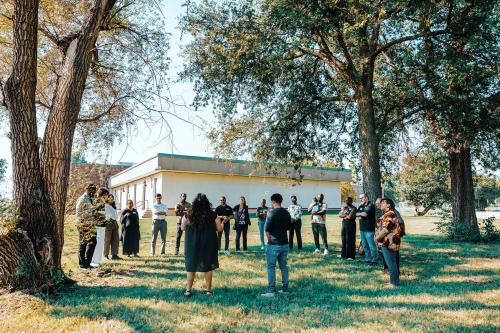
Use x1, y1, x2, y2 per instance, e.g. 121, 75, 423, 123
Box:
184, 290, 214, 297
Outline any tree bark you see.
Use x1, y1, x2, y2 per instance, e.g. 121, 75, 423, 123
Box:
41, 0, 117, 267
448, 146, 481, 240
356, 84, 382, 202
1, 0, 58, 291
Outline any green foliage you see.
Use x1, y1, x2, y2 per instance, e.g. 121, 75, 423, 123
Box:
481, 217, 499, 242
179, 0, 449, 168
474, 174, 500, 210
15, 257, 30, 279
400, 146, 450, 215
0, 198, 20, 235
0, 158, 6, 183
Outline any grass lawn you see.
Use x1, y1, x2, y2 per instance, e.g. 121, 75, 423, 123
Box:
1, 214, 499, 332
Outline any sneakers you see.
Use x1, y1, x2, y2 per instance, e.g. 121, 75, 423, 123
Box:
260, 246, 265, 250
313, 248, 321, 254
323, 249, 329, 255
336, 254, 342, 258
224, 250, 230, 255
261, 292, 276, 297
347, 258, 354, 261
278, 289, 289, 294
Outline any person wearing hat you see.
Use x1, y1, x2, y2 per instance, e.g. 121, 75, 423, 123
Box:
75, 184, 97, 269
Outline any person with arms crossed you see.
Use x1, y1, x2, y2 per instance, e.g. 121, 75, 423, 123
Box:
308, 194, 329, 255
357, 193, 378, 265
287, 195, 303, 251
338, 197, 357, 260
215, 196, 233, 255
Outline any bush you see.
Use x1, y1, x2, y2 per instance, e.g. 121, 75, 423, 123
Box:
436, 212, 499, 242
481, 217, 499, 242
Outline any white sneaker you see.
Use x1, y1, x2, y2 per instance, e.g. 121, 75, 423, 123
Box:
323, 249, 329, 255
313, 248, 321, 254
261, 246, 265, 250
261, 292, 276, 297
347, 258, 353, 261
336, 254, 342, 258
224, 250, 230, 255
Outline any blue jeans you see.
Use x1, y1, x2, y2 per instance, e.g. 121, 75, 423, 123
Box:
266, 244, 289, 293
382, 246, 400, 285
258, 219, 266, 247
360, 231, 378, 263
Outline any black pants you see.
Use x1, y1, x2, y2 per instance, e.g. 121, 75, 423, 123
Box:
235, 225, 248, 251
341, 220, 356, 259
383, 251, 400, 273
175, 223, 183, 253
79, 233, 97, 268
218, 222, 231, 251
289, 218, 302, 250
312, 223, 328, 249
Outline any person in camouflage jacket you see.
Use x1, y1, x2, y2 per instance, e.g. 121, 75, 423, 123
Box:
76, 184, 97, 269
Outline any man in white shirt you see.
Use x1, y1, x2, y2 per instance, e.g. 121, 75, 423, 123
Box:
287, 195, 303, 251
151, 193, 168, 256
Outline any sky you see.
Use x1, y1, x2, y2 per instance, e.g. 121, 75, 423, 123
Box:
0, 0, 213, 196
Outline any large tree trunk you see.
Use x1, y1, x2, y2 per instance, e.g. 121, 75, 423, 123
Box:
356, 85, 382, 202
41, 0, 117, 267
1, 0, 58, 291
448, 146, 481, 240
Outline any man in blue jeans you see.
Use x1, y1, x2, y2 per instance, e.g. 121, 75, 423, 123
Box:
256, 199, 269, 251
357, 193, 378, 265
261, 193, 291, 297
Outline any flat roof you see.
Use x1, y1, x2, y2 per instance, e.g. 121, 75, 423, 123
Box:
109, 153, 352, 187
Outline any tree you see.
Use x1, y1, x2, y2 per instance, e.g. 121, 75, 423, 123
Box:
0, 0, 169, 291
410, 1, 498, 238
399, 147, 450, 216
180, 0, 453, 201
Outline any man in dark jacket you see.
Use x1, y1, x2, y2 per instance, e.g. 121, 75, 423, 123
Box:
261, 193, 291, 297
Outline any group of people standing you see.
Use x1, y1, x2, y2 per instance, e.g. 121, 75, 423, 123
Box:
76, 184, 404, 294
338, 193, 405, 286
76, 184, 141, 269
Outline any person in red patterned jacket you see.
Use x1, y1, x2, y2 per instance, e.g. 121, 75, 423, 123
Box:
375, 198, 402, 286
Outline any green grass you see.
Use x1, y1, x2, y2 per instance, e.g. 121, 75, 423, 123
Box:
1, 215, 499, 332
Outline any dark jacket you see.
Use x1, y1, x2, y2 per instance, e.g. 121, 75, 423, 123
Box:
233, 204, 251, 229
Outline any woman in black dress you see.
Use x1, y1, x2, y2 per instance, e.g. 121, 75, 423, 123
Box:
233, 196, 251, 251
121, 200, 141, 257
181, 193, 223, 297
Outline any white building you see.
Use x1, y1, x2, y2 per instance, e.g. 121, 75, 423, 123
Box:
108, 153, 352, 216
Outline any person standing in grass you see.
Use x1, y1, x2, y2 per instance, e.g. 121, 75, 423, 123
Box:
151, 193, 168, 256
76, 183, 97, 269
377, 197, 405, 274
175, 193, 192, 255
308, 194, 329, 255
256, 198, 269, 250
216, 196, 233, 255
375, 198, 402, 286
357, 193, 378, 265
338, 197, 357, 260
103, 194, 121, 260
261, 193, 292, 297
233, 196, 251, 251
287, 195, 303, 251
182, 194, 223, 297
121, 200, 140, 257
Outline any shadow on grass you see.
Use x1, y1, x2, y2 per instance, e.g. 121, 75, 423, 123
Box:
43, 234, 499, 332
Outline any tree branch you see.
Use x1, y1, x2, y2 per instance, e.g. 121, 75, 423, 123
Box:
372, 29, 449, 60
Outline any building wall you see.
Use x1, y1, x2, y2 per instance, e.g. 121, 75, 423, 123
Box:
160, 171, 342, 210
66, 163, 129, 214
114, 175, 161, 210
